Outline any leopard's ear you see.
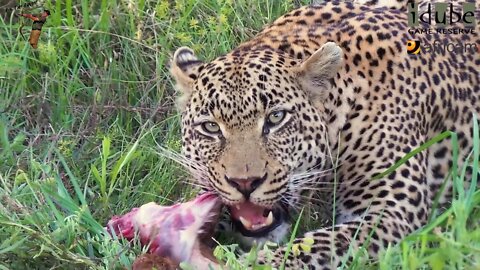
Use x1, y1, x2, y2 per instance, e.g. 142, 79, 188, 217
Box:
170, 47, 204, 111
296, 42, 343, 101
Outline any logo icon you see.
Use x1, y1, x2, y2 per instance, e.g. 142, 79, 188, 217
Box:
17, 9, 51, 49
407, 40, 421, 54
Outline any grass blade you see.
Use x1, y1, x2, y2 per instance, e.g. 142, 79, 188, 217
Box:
373, 131, 458, 180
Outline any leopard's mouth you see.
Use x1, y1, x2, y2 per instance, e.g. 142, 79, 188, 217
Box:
229, 201, 287, 237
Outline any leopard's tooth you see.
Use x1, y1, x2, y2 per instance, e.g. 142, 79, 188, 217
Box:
251, 223, 267, 230
239, 216, 252, 229
265, 211, 274, 226
235, 205, 240, 210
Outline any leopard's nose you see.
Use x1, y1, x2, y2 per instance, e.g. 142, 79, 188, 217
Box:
225, 173, 267, 199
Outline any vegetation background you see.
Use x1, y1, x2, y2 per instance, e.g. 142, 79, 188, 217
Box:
0, 0, 478, 269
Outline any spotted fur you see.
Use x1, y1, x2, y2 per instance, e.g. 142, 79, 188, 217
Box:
170, 1, 479, 269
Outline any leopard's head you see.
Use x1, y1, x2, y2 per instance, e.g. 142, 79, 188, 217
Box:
170, 42, 343, 243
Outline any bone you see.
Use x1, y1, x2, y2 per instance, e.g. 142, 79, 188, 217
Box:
106, 192, 222, 269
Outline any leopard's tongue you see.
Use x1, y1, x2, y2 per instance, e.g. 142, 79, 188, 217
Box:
229, 201, 274, 231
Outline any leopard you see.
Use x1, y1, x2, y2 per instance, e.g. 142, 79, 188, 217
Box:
169, 0, 480, 269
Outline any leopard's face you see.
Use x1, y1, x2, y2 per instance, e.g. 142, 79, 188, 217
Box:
170, 43, 343, 239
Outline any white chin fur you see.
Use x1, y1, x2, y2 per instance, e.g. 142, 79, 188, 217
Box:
234, 221, 291, 250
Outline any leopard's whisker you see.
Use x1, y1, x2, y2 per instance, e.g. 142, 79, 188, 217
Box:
282, 191, 331, 205
298, 186, 333, 191
180, 180, 211, 190
154, 144, 211, 182
290, 174, 332, 183
280, 195, 302, 212
290, 164, 341, 180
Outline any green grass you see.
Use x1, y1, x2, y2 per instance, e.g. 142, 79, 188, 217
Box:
0, 0, 479, 269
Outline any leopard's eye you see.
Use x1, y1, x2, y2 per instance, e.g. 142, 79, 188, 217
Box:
267, 110, 286, 126
201, 121, 221, 134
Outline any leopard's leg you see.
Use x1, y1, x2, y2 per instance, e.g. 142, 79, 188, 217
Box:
258, 153, 431, 269
259, 213, 415, 269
